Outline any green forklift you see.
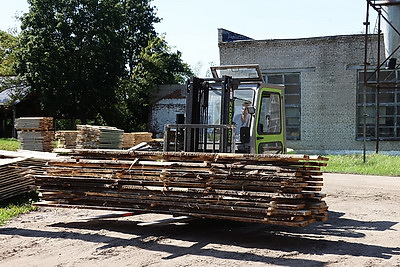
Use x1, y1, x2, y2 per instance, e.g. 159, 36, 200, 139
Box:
164, 64, 286, 154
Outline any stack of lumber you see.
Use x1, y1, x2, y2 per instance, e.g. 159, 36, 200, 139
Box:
17, 131, 55, 152
0, 158, 41, 201
122, 132, 153, 148
34, 149, 329, 227
76, 125, 124, 149
55, 131, 79, 149
15, 117, 53, 130
0, 159, 32, 201
16, 117, 54, 152
0, 149, 62, 201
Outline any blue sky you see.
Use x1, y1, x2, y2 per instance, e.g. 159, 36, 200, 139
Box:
1, 0, 377, 75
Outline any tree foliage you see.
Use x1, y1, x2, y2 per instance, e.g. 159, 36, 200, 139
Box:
114, 36, 193, 131
16, 0, 192, 130
17, 0, 126, 120
0, 30, 18, 77
134, 36, 193, 85
0, 30, 28, 111
122, 0, 160, 75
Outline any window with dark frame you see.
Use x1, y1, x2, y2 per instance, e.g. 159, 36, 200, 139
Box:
357, 70, 400, 140
257, 92, 282, 135
265, 73, 301, 140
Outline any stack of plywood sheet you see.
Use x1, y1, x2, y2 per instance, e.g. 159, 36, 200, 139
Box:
34, 149, 329, 227
16, 117, 54, 152
76, 125, 124, 149
122, 132, 153, 148
55, 131, 79, 149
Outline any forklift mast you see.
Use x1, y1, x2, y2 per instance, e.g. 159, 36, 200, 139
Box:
184, 75, 237, 152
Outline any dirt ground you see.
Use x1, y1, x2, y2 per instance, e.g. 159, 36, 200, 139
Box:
0, 173, 399, 267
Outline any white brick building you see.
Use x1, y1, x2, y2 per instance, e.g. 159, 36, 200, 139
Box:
149, 84, 185, 137
218, 29, 400, 154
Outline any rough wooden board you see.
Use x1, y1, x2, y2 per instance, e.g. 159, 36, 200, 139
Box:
54, 148, 317, 159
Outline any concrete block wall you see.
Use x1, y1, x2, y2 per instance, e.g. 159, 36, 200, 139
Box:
219, 33, 400, 154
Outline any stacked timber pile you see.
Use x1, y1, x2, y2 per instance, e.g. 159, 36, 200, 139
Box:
55, 131, 79, 149
15, 117, 53, 130
34, 150, 329, 227
122, 132, 153, 148
0, 158, 33, 201
17, 132, 55, 152
0, 158, 46, 201
0, 149, 63, 201
16, 117, 55, 152
76, 125, 124, 149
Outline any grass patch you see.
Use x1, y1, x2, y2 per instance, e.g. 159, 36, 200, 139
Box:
322, 154, 400, 176
0, 192, 38, 226
0, 138, 20, 151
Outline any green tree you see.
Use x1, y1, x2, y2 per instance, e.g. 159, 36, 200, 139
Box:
0, 30, 18, 77
134, 36, 193, 85
16, 0, 193, 130
17, 0, 126, 121
113, 36, 193, 131
122, 0, 160, 75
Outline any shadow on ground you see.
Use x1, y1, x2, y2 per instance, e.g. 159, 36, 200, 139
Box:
1, 210, 399, 266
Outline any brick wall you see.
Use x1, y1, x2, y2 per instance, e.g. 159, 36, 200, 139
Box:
219, 32, 400, 154
150, 85, 186, 138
